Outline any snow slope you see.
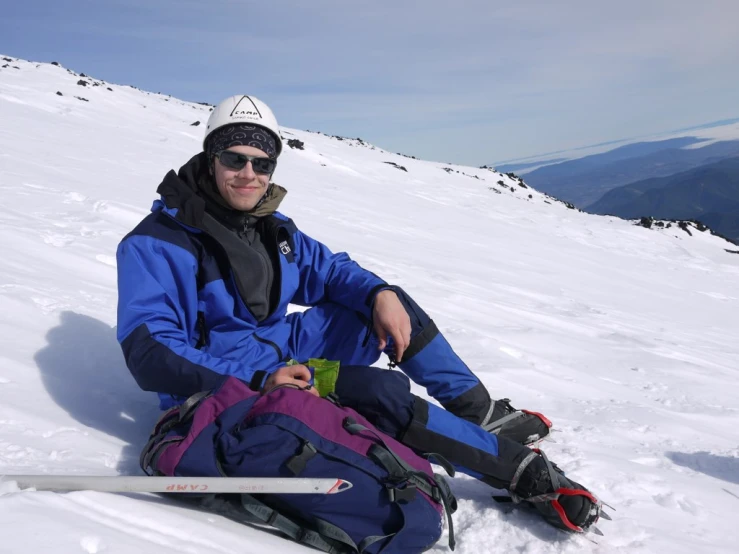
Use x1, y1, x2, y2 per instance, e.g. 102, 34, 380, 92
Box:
1, 55, 738, 553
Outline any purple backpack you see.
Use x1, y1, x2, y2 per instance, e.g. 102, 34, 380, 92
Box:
140, 377, 457, 553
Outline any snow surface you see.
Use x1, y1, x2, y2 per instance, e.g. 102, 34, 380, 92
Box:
1, 55, 738, 553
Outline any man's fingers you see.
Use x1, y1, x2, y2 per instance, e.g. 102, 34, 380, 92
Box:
390, 329, 406, 362
376, 326, 387, 351
290, 364, 312, 381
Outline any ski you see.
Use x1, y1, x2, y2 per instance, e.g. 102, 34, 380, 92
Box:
1, 475, 353, 495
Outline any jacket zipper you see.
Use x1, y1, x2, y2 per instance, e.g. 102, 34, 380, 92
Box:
252, 333, 286, 361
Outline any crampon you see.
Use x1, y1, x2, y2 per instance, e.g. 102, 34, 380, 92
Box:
482, 398, 553, 446
496, 448, 613, 536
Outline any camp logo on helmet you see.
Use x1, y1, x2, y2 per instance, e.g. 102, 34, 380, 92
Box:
230, 96, 263, 119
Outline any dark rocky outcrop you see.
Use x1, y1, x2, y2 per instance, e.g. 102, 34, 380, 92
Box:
384, 161, 407, 172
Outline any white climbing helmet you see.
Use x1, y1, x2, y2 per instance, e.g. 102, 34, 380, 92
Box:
203, 95, 282, 157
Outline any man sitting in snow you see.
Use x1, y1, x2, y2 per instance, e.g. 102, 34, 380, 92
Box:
116, 95, 603, 534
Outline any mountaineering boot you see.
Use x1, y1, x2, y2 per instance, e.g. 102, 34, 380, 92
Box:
482, 398, 552, 445
507, 448, 604, 534
397, 396, 608, 534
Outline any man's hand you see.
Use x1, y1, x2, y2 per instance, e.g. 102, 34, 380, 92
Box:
372, 290, 412, 362
263, 365, 319, 396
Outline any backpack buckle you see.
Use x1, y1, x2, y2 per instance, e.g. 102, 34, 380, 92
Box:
387, 483, 417, 504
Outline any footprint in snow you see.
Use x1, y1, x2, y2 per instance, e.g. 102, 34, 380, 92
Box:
652, 491, 701, 515
95, 254, 116, 267
42, 232, 75, 247
41, 426, 82, 438
80, 536, 104, 553
63, 191, 87, 203
23, 182, 58, 192
31, 296, 69, 315
48, 449, 73, 461
499, 346, 523, 359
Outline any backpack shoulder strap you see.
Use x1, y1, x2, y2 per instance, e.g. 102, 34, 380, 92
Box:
140, 390, 214, 475
239, 494, 391, 554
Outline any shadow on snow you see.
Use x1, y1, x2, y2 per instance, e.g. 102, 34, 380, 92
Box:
34, 310, 159, 475
666, 450, 739, 485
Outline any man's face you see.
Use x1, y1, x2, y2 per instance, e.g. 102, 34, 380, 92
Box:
213, 145, 272, 211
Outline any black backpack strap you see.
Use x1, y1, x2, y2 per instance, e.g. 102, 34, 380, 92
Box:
357, 534, 395, 553
314, 516, 393, 553
286, 440, 319, 475
140, 390, 214, 475
343, 419, 457, 551
177, 390, 212, 421
240, 494, 371, 553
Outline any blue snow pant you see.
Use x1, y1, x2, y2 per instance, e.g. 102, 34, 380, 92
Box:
288, 287, 529, 488
288, 287, 492, 423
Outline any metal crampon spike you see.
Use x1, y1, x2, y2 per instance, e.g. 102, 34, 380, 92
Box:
527, 435, 556, 449
572, 529, 600, 545
590, 526, 605, 536
540, 427, 560, 443
599, 509, 613, 521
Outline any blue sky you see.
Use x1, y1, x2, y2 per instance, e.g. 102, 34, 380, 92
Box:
2, 0, 738, 166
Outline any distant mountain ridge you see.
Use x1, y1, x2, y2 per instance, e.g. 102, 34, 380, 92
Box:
495, 158, 569, 173
495, 129, 739, 243
587, 157, 739, 242
519, 139, 739, 207
492, 117, 739, 175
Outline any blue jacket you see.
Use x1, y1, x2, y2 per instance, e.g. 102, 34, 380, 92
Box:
117, 154, 388, 409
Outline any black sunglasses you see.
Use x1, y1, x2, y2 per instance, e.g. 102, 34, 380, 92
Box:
215, 150, 277, 175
